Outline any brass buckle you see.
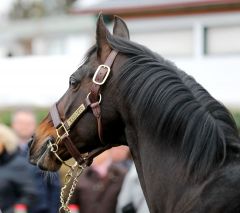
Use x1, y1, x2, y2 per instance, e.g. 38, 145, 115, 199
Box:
56, 122, 69, 140
92, 65, 110, 85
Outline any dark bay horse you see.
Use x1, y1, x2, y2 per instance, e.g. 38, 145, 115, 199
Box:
29, 15, 240, 213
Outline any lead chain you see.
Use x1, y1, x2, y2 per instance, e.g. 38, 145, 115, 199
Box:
59, 162, 86, 213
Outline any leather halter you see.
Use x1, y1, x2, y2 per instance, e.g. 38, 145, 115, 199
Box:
49, 50, 118, 167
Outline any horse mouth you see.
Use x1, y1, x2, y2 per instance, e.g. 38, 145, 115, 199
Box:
29, 136, 62, 171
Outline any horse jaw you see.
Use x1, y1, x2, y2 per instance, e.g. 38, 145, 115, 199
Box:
29, 119, 63, 171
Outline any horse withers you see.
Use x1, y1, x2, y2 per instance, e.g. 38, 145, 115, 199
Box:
29, 15, 240, 213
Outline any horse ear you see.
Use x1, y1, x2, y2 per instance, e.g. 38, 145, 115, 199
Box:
113, 16, 130, 40
96, 14, 112, 62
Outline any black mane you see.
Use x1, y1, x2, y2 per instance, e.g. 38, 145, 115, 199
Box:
107, 35, 240, 180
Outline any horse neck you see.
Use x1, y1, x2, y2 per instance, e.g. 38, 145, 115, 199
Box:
124, 121, 188, 211
123, 117, 240, 213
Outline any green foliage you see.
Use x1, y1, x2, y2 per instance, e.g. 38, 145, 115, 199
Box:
35, 109, 49, 124
8, 0, 76, 20
0, 109, 12, 126
0, 107, 48, 126
0, 107, 240, 131
232, 111, 240, 131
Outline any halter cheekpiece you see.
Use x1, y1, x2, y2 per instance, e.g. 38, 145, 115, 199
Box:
48, 49, 118, 167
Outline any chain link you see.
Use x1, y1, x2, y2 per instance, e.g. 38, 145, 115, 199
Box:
59, 162, 86, 213
48, 136, 88, 212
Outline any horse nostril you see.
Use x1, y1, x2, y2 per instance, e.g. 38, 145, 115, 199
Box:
28, 135, 34, 148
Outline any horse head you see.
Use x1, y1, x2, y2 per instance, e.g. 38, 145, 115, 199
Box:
29, 15, 130, 171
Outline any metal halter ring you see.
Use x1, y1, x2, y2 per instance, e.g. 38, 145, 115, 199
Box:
87, 92, 102, 104
47, 141, 58, 153
48, 140, 74, 168
50, 143, 58, 153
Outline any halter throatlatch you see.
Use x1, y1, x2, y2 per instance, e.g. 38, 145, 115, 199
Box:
48, 50, 118, 212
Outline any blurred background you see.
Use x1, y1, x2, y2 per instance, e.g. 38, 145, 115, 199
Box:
0, 0, 240, 127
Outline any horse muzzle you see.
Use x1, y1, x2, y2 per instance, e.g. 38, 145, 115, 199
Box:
28, 136, 56, 166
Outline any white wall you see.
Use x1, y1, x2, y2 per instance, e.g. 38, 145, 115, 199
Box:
0, 55, 81, 107
0, 54, 239, 108
175, 57, 240, 108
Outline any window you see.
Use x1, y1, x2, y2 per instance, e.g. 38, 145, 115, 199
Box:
131, 29, 193, 57
205, 25, 240, 55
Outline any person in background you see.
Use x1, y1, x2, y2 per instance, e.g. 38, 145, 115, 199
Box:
110, 145, 132, 168
0, 124, 37, 213
70, 146, 131, 213
11, 108, 61, 213
116, 163, 150, 213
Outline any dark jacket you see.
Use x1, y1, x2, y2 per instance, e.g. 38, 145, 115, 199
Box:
21, 147, 61, 213
27, 166, 61, 213
71, 163, 128, 213
0, 150, 37, 213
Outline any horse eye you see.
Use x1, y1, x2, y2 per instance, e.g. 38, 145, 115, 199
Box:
69, 77, 78, 88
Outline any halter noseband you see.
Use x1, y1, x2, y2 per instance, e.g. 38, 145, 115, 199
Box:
48, 50, 118, 167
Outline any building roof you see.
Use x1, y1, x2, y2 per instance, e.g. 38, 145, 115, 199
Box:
71, 0, 240, 18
